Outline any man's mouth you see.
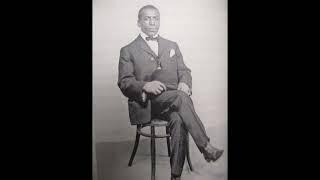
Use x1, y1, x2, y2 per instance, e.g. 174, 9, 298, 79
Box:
147, 27, 157, 30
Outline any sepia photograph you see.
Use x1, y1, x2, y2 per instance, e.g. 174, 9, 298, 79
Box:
93, 0, 227, 179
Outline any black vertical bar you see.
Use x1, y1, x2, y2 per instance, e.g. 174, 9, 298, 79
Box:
166, 126, 171, 157
151, 126, 156, 180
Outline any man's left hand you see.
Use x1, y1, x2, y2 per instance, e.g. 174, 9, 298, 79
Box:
178, 82, 191, 96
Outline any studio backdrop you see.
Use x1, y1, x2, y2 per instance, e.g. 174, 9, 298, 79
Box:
93, 0, 227, 179
93, 0, 227, 142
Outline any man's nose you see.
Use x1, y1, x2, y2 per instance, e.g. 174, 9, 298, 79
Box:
149, 20, 155, 26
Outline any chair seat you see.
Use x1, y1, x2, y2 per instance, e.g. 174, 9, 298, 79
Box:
138, 119, 170, 138
141, 119, 168, 128
150, 119, 168, 127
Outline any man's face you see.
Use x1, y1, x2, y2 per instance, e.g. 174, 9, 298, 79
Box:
138, 8, 160, 37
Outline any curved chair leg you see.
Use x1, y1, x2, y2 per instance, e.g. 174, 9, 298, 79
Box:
151, 126, 156, 180
186, 134, 193, 171
128, 126, 141, 166
165, 126, 171, 157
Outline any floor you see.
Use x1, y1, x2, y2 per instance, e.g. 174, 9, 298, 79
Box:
96, 125, 227, 180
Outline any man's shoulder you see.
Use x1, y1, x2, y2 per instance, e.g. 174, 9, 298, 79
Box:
159, 36, 178, 46
120, 35, 141, 51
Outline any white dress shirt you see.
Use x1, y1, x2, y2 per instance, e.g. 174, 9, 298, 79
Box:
140, 31, 159, 56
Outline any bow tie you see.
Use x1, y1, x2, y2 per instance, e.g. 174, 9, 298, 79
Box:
146, 36, 159, 41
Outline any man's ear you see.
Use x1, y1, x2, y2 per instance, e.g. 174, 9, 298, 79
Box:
137, 20, 141, 28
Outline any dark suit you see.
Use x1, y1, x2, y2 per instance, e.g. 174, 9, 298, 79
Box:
118, 35, 210, 176
118, 35, 191, 124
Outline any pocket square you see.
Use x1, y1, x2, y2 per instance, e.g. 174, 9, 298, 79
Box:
169, 49, 175, 57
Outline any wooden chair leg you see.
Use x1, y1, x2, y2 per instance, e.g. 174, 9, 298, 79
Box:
186, 134, 193, 171
151, 126, 156, 180
128, 126, 141, 166
166, 126, 171, 157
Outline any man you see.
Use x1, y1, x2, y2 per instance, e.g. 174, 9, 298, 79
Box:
117, 5, 224, 180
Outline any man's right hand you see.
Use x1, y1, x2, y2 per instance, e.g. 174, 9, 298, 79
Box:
143, 81, 167, 95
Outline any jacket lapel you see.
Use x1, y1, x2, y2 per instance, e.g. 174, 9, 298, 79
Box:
157, 35, 167, 59
136, 35, 158, 58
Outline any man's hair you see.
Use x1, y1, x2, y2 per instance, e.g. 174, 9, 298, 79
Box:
138, 5, 159, 20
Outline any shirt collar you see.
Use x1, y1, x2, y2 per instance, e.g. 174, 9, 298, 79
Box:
140, 31, 159, 42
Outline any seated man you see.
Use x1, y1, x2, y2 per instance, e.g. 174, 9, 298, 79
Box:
117, 5, 224, 180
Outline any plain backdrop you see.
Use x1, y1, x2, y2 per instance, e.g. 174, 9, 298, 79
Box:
93, 0, 227, 142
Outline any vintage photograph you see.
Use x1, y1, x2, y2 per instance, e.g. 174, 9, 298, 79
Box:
93, 0, 227, 179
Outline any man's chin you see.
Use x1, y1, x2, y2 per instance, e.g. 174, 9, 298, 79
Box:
146, 31, 158, 36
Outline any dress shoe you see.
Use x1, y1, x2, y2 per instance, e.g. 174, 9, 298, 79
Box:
203, 144, 224, 162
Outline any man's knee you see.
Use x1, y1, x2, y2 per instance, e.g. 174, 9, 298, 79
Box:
175, 90, 191, 103
165, 90, 192, 112
176, 90, 192, 105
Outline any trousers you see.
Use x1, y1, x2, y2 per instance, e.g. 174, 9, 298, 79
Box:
150, 90, 210, 176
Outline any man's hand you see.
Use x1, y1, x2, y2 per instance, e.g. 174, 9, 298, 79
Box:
178, 82, 191, 96
143, 81, 167, 95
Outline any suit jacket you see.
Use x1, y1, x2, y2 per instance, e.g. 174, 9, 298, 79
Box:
118, 35, 192, 125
